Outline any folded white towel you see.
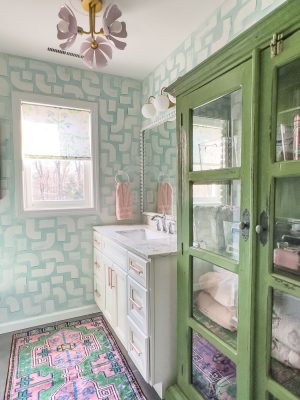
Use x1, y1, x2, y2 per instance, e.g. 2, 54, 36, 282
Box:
272, 337, 300, 369
272, 311, 300, 353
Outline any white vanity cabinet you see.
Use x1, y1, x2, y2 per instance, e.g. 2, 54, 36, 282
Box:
93, 225, 177, 399
127, 251, 177, 398
93, 231, 128, 348
94, 248, 105, 311
114, 265, 127, 347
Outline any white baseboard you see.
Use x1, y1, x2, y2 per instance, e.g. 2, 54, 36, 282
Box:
0, 304, 100, 334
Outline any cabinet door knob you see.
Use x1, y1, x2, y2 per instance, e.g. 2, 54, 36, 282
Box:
256, 210, 268, 246
255, 225, 262, 234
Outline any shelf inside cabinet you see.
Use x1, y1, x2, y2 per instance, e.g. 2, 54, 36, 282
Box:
192, 291, 237, 349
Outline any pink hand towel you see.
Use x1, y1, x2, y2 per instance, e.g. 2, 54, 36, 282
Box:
197, 291, 237, 332
116, 182, 133, 220
157, 182, 173, 214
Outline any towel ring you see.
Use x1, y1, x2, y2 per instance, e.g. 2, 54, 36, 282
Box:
115, 170, 130, 184
158, 172, 169, 182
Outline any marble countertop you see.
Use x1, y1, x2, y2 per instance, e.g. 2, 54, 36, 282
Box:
94, 224, 177, 259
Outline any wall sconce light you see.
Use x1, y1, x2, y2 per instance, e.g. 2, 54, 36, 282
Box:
153, 88, 170, 112
142, 88, 176, 119
141, 96, 156, 118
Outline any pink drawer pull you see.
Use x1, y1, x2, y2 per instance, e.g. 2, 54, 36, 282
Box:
129, 262, 143, 275
129, 297, 143, 310
94, 239, 101, 246
130, 341, 141, 356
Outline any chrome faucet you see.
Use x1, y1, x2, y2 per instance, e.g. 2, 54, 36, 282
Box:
168, 220, 176, 234
151, 214, 168, 232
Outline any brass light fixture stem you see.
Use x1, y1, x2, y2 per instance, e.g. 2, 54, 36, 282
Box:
89, 3, 95, 38
77, 1, 105, 36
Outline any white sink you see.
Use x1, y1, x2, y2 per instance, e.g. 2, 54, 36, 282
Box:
116, 228, 167, 241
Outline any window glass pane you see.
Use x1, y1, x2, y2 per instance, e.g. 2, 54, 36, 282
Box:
192, 331, 236, 399
193, 90, 241, 171
273, 177, 300, 279
271, 290, 300, 397
276, 58, 300, 162
21, 103, 91, 158
193, 180, 240, 260
192, 258, 238, 349
27, 159, 88, 202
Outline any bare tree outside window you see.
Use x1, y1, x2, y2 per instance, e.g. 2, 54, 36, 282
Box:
21, 102, 93, 211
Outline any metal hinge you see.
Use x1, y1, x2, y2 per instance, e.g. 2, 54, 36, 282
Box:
181, 242, 183, 255
270, 33, 284, 58
180, 113, 183, 126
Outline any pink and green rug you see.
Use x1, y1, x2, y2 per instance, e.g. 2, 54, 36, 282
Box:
4, 315, 146, 400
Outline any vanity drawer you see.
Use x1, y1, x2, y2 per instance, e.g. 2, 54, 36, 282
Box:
128, 277, 149, 334
128, 252, 149, 288
93, 231, 104, 251
127, 318, 149, 382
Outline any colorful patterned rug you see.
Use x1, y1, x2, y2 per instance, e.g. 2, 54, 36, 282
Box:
4, 315, 146, 400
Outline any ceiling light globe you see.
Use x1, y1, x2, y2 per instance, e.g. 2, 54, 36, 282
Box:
142, 103, 156, 118
167, 93, 176, 104
110, 21, 122, 34
58, 20, 70, 33
153, 94, 169, 112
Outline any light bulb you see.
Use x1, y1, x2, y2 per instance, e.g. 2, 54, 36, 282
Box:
153, 94, 169, 112
58, 19, 70, 33
142, 103, 156, 118
167, 93, 176, 104
110, 21, 122, 34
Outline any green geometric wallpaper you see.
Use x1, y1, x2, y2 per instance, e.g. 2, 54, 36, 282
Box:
0, 0, 286, 328
142, 0, 286, 103
0, 54, 141, 326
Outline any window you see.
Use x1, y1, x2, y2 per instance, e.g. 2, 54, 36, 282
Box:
13, 93, 98, 215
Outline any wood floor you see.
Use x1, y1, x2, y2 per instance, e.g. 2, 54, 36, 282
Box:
0, 312, 160, 400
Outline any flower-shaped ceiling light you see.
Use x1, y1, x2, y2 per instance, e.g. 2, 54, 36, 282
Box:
57, 0, 127, 69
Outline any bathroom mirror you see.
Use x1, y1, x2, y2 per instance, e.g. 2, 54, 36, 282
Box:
142, 114, 177, 216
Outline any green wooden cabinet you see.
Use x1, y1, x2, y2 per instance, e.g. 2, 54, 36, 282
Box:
166, 1, 300, 400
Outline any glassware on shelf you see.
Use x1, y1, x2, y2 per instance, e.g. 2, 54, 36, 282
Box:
192, 180, 240, 260
273, 177, 300, 277
192, 331, 237, 399
192, 90, 242, 171
276, 58, 300, 162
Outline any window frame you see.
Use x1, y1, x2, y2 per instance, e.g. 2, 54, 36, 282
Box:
12, 92, 100, 217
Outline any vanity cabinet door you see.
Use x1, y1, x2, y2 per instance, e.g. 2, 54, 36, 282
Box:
115, 265, 127, 347
104, 258, 117, 328
255, 30, 300, 400
94, 248, 105, 311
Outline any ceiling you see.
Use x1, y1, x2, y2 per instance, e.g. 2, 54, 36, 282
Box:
0, 0, 225, 80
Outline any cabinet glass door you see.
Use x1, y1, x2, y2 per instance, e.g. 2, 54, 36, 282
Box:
255, 30, 300, 400
178, 59, 254, 400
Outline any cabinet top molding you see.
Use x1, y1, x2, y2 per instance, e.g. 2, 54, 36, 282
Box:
167, 0, 300, 97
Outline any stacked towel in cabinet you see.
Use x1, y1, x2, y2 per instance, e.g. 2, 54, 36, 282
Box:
196, 271, 238, 332
272, 306, 300, 369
